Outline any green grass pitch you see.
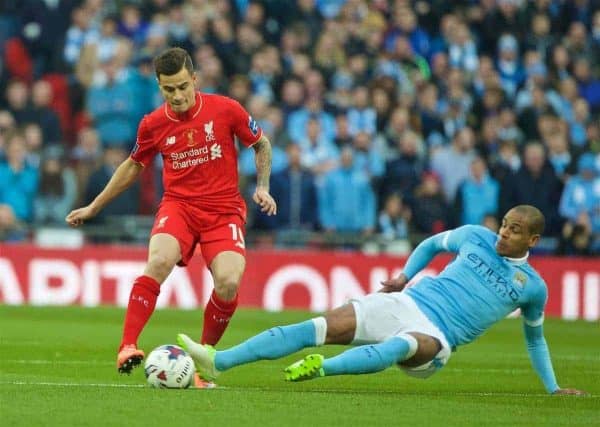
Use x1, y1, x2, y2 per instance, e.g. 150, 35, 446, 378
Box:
1, 305, 598, 426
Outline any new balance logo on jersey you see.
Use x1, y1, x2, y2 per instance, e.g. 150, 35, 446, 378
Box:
204, 121, 216, 141
210, 143, 222, 160
165, 136, 176, 145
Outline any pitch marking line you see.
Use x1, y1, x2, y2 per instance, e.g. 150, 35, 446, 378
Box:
0, 381, 549, 396
5, 360, 599, 375
1, 382, 597, 398
2, 381, 145, 388
5, 359, 113, 366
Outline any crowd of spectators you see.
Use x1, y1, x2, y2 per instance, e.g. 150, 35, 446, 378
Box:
0, 0, 599, 255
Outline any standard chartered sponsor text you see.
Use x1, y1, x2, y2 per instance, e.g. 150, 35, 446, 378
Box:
171, 146, 209, 170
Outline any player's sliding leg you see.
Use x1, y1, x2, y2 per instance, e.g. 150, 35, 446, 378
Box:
201, 251, 245, 345
117, 234, 180, 374
284, 334, 418, 381
178, 317, 327, 380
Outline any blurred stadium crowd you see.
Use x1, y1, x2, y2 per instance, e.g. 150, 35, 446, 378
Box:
0, 0, 599, 254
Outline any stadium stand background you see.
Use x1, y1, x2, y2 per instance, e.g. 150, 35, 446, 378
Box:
0, 0, 598, 255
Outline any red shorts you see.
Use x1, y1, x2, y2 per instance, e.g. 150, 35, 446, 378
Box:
150, 200, 246, 267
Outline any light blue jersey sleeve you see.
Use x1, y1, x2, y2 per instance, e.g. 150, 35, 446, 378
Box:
521, 283, 560, 394
402, 225, 478, 280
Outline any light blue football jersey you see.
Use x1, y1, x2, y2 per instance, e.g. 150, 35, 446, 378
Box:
405, 225, 547, 348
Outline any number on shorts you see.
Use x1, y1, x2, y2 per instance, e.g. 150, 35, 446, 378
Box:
228, 223, 245, 249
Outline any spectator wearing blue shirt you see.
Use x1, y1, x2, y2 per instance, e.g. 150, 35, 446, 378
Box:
430, 127, 477, 204
455, 157, 500, 226
573, 58, 600, 113
570, 98, 591, 148
297, 117, 339, 183
254, 143, 318, 232
318, 147, 376, 234
347, 86, 377, 136
63, 6, 99, 66
127, 50, 163, 124
86, 57, 138, 149
287, 98, 336, 145
0, 203, 26, 241
429, 13, 457, 57
559, 153, 600, 239
240, 96, 289, 179
447, 22, 479, 75
377, 192, 410, 241
546, 133, 577, 183
495, 34, 526, 99
350, 132, 385, 183
0, 132, 39, 222
315, 0, 346, 19
384, 8, 430, 59
34, 147, 78, 226
117, 4, 148, 47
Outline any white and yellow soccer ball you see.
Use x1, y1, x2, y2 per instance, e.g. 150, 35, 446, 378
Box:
144, 344, 195, 388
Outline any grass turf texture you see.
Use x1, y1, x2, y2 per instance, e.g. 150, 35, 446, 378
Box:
1, 305, 598, 426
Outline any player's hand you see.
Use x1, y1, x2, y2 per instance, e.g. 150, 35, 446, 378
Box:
253, 186, 277, 216
379, 273, 409, 293
552, 388, 587, 396
65, 205, 98, 227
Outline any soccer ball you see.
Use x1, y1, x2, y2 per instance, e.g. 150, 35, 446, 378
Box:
144, 344, 196, 388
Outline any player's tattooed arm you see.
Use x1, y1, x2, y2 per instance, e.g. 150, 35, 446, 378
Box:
252, 135, 277, 216
253, 135, 272, 189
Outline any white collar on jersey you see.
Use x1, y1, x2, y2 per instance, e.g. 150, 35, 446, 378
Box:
503, 251, 529, 265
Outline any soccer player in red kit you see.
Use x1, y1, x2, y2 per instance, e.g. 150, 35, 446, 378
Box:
66, 47, 277, 385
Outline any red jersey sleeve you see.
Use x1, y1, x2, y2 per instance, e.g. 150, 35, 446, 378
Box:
228, 98, 263, 147
130, 116, 157, 167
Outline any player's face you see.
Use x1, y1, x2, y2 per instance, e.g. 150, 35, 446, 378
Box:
157, 66, 197, 113
496, 210, 539, 258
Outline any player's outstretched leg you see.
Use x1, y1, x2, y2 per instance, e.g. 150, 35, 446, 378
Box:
177, 334, 220, 381
284, 335, 417, 381
177, 318, 325, 380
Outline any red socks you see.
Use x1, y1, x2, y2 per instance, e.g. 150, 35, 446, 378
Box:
201, 290, 238, 345
119, 279, 236, 349
119, 275, 160, 350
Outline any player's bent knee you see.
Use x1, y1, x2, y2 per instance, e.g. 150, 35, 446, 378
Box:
324, 304, 356, 345
212, 270, 241, 289
211, 272, 241, 301
400, 333, 441, 368
146, 254, 177, 282
210, 254, 245, 294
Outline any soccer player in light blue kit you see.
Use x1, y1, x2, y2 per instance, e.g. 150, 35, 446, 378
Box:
178, 205, 584, 395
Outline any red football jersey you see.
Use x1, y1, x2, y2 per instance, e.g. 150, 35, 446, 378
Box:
130, 92, 262, 216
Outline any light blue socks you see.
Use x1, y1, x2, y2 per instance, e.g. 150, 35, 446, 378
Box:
322, 336, 414, 376
215, 320, 317, 371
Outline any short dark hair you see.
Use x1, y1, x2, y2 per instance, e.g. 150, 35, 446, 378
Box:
513, 205, 545, 236
153, 47, 194, 79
